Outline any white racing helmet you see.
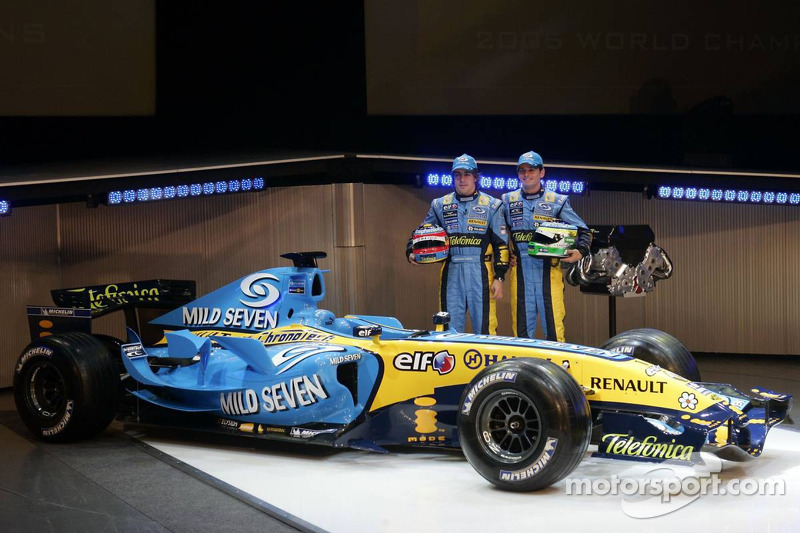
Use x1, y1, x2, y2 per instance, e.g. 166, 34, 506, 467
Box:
528, 221, 578, 258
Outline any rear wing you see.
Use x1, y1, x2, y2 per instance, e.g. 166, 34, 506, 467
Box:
51, 280, 196, 316
29, 280, 196, 343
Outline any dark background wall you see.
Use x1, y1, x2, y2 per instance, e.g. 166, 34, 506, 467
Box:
2, 2, 800, 387
1, 2, 797, 172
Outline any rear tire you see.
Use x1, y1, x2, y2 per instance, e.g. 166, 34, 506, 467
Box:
601, 328, 701, 382
13, 333, 120, 442
458, 359, 591, 491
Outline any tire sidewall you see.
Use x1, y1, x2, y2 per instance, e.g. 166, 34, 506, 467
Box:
458, 360, 589, 491
13, 340, 84, 441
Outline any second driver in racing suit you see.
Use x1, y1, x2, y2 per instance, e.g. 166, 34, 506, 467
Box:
407, 154, 509, 334
502, 151, 590, 342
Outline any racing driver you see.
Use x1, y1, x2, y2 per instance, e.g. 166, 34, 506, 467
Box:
502, 151, 590, 341
407, 154, 509, 334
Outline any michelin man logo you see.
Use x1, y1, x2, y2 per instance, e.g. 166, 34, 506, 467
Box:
239, 273, 281, 308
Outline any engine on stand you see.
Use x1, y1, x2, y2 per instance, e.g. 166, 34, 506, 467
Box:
566, 225, 673, 296
565, 225, 673, 336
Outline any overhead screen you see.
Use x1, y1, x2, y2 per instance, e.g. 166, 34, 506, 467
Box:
0, 0, 155, 116
365, 0, 800, 115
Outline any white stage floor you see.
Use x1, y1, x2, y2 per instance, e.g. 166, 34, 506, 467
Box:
140, 427, 800, 532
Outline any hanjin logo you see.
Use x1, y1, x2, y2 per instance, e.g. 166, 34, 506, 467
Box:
463, 349, 517, 369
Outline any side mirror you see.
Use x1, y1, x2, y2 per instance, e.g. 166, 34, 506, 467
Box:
353, 325, 382, 338
433, 312, 450, 332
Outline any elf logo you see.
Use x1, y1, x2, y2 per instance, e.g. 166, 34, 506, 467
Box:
393, 350, 455, 375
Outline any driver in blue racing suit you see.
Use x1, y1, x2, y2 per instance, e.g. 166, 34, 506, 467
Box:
502, 151, 590, 341
407, 154, 509, 334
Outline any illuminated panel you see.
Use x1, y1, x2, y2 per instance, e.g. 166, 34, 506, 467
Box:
425, 170, 592, 194
106, 174, 268, 206
656, 185, 800, 207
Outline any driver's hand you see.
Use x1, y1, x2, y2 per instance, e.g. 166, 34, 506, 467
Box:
491, 279, 503, 300
509, 254, 518, 267
561, 249, 583, 264
408, 253, 420, 265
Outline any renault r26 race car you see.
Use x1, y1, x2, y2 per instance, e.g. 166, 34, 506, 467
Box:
13, 252, 792, 491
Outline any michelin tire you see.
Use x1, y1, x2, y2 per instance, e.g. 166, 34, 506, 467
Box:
13, 332, 120, 442
457, 359, 591, 491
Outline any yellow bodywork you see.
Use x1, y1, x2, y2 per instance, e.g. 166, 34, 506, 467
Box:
170, 325, 724, 417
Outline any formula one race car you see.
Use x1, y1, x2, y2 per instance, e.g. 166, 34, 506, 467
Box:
13, 252, 792, 491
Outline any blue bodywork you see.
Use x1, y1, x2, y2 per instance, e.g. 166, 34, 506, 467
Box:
111, 253, 791, 459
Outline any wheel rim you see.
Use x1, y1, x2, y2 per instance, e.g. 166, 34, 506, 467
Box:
26, 362, 66, 419
476, 390, 542, 463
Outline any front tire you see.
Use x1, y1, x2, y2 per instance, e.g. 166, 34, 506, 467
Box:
601, 328, 701, 382
458, 359, 591, 491
13, 333, 120, 442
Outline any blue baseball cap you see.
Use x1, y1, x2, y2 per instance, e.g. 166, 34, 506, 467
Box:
452, 153, 478, 172
517, 151, 544, 169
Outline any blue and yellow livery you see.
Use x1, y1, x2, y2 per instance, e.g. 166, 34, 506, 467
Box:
13, 252, 792, 491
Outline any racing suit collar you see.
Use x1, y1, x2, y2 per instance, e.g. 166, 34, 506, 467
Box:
455, 190, 479, 202
521, 188, 544, 201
